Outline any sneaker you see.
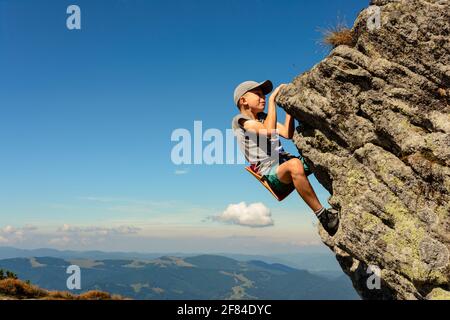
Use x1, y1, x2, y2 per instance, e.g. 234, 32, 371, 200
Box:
317, 208, 339, 236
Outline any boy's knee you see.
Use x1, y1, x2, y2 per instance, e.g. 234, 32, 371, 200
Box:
288, 159, 305, 177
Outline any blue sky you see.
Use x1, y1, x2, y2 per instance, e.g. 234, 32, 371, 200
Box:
0, 0, 368, 254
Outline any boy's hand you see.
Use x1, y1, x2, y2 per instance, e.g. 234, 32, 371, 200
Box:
269, 84, 287, 101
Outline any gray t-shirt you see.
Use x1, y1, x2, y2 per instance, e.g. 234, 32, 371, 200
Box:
232, 112, 284, 175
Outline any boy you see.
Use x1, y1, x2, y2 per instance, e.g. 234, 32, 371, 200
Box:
231, 80, 339, 236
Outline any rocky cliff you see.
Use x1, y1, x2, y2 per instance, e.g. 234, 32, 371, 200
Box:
277, 0, 450, 300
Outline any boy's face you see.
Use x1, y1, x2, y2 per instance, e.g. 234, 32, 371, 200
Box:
241, 88, 266, 112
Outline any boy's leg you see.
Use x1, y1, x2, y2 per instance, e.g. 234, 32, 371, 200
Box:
275, 158, 322, 212
273, 158, 340, 236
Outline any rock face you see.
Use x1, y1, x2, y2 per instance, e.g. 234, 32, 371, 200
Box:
277, 0, 450, 300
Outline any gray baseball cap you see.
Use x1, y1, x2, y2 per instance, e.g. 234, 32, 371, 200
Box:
233, 80, 273, 107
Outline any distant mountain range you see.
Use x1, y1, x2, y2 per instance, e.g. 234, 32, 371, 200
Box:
0, 252, 359, 300
0, 246, 343, 275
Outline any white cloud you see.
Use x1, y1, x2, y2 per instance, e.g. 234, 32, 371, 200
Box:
174, 169, 188, 175
2, 226, 14, 234
57, 224, 141, 235
211, 202, 274, 228
46, 224, 142, 248
113, 225, 141, 234
0, 225, 38, 244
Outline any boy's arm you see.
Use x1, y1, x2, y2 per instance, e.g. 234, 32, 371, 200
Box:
263, 86, 278, 133
277, 113, 295, 139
